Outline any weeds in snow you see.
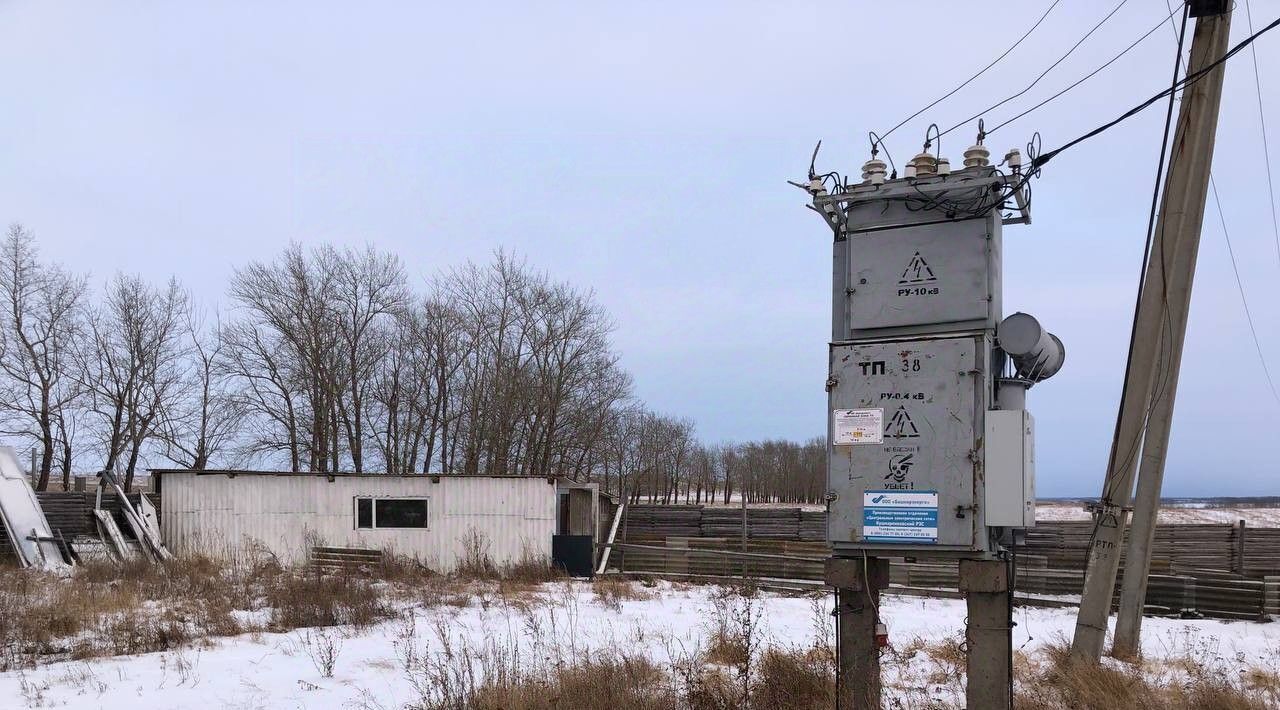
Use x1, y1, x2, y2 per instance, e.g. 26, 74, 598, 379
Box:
296, 627, 343, 678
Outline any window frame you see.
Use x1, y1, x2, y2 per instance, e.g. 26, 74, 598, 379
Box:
353, 496, 431, 530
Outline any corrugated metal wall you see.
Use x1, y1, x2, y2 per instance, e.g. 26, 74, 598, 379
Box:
160, 473, 556, 569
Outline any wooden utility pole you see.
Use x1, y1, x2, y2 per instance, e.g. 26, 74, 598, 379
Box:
1072, 1, 1231, 662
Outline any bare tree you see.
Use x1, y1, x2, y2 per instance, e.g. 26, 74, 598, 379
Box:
228, 244, 342, 471
435, 251, 631, 477
0, 225, 87, 490
78, 274, 190, 489
222, 321, 302, 469
158, 310, 242, 470
330, 245, 409, 472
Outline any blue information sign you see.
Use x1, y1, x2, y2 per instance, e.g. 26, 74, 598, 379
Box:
862, 490, 939, 543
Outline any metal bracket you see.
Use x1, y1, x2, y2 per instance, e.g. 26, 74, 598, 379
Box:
1189, 0, 1229, 18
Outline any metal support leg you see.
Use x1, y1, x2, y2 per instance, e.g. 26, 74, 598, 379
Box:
960, 559, 1012, 710
827, 557, 890, 710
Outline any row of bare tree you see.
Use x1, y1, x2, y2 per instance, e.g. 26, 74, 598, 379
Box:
605, 422, 827, 506
0, 223, 827, 503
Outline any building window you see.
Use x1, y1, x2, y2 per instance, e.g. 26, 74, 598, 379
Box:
354, 497, 429, 529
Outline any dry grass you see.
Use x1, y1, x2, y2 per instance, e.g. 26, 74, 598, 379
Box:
395, 582, 837, 710
0, 550, 451, 670
265, 570, 392, 630
0, 541, 572, 673
592, 575, 656, 611
468, 655, 677, 710
7, 552, 1277, 710
1013, 635, 1275, 710
749, 646, 835, 709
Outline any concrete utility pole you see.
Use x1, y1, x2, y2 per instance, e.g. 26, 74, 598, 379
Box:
1072, 1, 1231, 662
826, 557, 889, 709
1111, 3, 1232, 660
960, 559, 1014, 708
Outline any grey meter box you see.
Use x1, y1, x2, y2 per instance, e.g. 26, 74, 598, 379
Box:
984, 410, 1036, 528
828, 336, 992, 557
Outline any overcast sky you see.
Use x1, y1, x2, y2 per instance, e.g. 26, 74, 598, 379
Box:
1, 2, 1277, 496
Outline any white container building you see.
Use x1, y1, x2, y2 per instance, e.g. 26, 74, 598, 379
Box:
152, 470, 598, 570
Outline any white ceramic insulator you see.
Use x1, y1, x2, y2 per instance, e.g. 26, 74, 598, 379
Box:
911, 151, 936, 177
1005, 148, 1022, 171
861, 158, 888, 185
904, 163, 917, 178
963, 144, 990, 168
936, 157, 951, 175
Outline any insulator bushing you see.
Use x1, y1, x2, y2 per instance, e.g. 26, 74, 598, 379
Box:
963, 144, 990, 168
861, 158, 888, 185
1005, 148, 1023, 172
911, 151, 937, 177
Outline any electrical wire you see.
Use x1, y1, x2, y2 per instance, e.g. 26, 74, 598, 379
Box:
1210, 177, 1280, 407
873, 0, 1062, 149
1034, 13, 1280, 171
1092, 7, 1280, 513
939, 0, 1132, 139
1159, 2, 1280, 411
1101, 3, 1188, 503
986, 5, 1179, 136
1244, 0, 1280, 268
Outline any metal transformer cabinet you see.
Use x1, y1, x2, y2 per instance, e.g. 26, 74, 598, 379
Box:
822, 169, 1013, 559
828, 335, 994, 557
813, 158, 1048, 710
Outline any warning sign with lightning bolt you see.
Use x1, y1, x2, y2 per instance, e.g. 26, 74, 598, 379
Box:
898, 252, 937, 284
884, 405, 921, 439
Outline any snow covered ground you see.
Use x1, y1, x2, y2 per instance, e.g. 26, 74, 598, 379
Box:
1035, 503, 1280, 525
2, 580, 1275, 709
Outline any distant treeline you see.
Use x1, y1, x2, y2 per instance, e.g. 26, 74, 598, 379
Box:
2, 224, 828, 502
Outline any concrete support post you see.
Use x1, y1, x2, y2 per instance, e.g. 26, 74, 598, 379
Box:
1234, 519, 1246, 575
827, 557, 890, 710
960, 560, 1013, 710
1080, 5, 1232, 662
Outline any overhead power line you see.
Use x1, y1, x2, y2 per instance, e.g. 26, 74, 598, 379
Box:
873, 0, 1062, 149
986, 5, 1178, 136
1210, 177, 1280, 407
1244, 0, 1280, 267
1032, 12, 1280, 170
1101, 2, 1187, 504
1159, 3, 1280, 404
939, 0, 1132, 140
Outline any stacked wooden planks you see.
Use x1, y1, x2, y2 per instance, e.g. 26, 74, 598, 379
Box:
1244, 526, 1280, 577
31, 492, 160, 542
621, 507, 1280, 579
800, 511, 827, 540
309, 546, 384, 572
608, 536, 1272, 620
624, 506, 701, 539
626, 505, 822, 541
35, 493, 94, 537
